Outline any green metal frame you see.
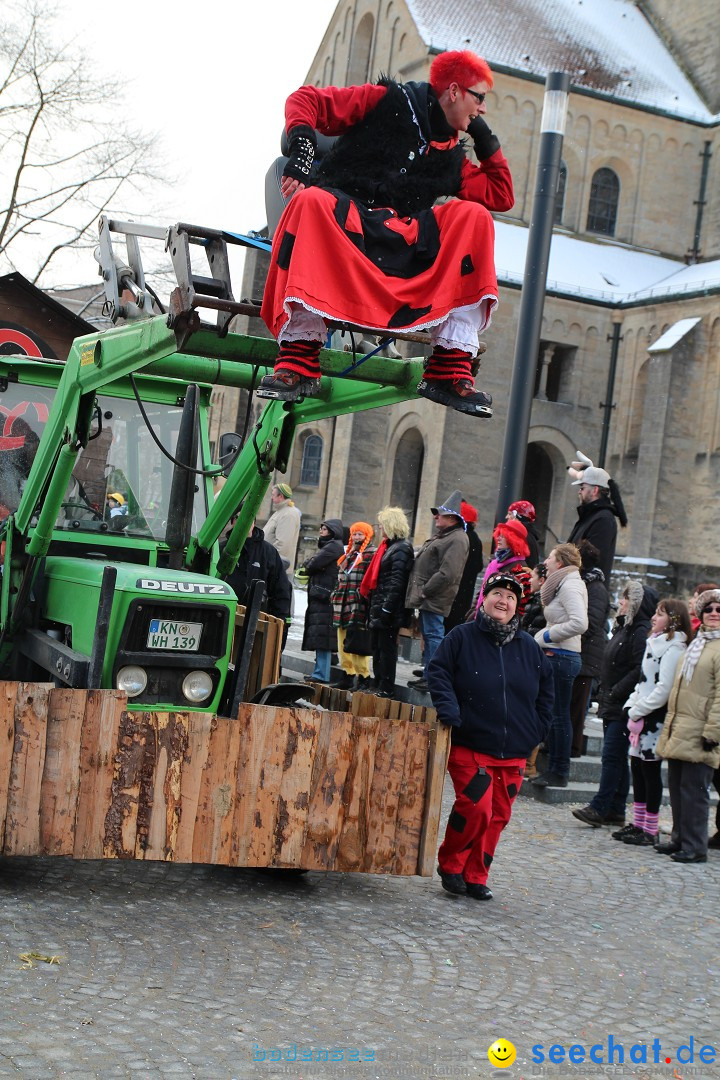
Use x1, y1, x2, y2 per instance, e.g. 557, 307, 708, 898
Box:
1, 316, 425, 671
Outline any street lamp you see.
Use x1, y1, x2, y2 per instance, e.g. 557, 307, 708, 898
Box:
495, 71, 570, 523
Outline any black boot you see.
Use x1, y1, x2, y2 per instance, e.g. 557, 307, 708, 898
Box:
417, 377, 493, 418
257, 370, 321, 401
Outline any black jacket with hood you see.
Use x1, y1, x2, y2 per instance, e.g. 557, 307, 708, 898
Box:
302, 518, 344, 652
598, 582, 658, 725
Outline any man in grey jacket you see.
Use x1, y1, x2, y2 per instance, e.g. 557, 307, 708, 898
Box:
406, 490, 469, 692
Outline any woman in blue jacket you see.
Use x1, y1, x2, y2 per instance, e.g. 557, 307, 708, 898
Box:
428, 572, 554, 900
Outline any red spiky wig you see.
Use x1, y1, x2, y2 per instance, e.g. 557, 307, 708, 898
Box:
429, 50, 494, 94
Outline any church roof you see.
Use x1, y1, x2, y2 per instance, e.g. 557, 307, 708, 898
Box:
406, 0, 715, 123
495, 221, 720, 305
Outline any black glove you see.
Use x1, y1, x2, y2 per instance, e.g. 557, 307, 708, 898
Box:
466, 116, 501, 160
376, 608, 393, 628
283, 125, 317, 183
702, 737, 719, 752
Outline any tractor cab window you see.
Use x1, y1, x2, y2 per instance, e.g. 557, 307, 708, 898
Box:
57, 395, 207, 540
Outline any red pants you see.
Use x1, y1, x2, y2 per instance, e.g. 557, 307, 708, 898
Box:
438, 746, 524, 885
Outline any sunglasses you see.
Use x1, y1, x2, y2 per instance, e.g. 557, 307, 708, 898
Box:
461, 86, 486, 104
703, 604, 720, 614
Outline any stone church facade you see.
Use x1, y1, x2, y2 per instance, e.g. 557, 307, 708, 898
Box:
222, 0, 719, 591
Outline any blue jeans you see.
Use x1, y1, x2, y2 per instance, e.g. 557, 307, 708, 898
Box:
591, 717, 630, 818
546, 651, 582, 778
420, 611, 446, 677
311, 650, 331, 682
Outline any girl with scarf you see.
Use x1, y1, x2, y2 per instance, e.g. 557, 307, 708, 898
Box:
656, 588, 720, 863
614, 598, 690, 847
361, 507, 414, 698
330, 522, 375, 690
477, 519, 532, 618
532, 544, 588, 788
428, 572, 554, 900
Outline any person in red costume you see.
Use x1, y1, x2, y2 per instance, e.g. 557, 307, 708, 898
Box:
258, 50, 514, 418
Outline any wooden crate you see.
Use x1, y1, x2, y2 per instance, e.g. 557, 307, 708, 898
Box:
0, 682, 449, 875
230, 606, 284, 698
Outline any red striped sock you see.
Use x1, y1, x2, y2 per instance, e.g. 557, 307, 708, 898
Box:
275, 340, 322, 378
424, 346, 474, 382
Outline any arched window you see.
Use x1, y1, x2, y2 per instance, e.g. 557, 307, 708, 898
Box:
390, 428, 424, 532
300, 433, 323, 486
347, 13, 374, 84
554, 161, 567, 225
587, 167, 619, 236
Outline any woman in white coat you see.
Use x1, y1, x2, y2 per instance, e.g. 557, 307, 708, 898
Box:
614, 598, 691, 847
532, 543, 588, 788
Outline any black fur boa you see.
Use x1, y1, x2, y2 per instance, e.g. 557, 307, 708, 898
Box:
313, 79, 466, 217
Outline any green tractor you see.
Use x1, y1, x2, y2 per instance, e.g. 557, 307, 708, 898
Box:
0, 219, 426, 712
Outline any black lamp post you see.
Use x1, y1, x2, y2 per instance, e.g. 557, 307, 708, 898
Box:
495, 71, 570, 524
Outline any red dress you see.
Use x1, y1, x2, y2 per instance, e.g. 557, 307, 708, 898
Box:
261, 83, 514, 343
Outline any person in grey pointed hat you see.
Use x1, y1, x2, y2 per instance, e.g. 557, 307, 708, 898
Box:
405, 489, 469, 692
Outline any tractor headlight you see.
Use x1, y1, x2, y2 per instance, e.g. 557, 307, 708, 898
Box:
182, 670, 214, 703
116, 665, 148, 698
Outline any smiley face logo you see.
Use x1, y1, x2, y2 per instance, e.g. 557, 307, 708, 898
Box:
488, 1039, 517, 1068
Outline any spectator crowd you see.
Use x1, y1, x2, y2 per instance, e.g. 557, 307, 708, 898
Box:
246, 455, 719, 895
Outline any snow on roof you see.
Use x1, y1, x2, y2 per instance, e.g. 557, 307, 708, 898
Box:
495, 220, 720, 304
647, 317, 702, 352
407, 0, 715, 122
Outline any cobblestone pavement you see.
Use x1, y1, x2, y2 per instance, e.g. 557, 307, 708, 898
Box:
2, 790, 719, 1080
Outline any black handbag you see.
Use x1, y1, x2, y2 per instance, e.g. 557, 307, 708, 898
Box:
343, 625, 373, 655
308, 582, 332, 602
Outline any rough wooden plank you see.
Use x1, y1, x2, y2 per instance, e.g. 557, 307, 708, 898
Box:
4, 683, 52, 855
334, 716, 379, 872
392, 721, 430, 875
0, 681, 19, 851
39, 688, 87, 855
363, 720, 408, 872
417, 722, 451, 876
232, 703, 287, 866
387, 698, 401, 720
137, 712, 189, 861
192, 712, 242, 864
398, 701, 414, 722
103, 709, 151, 859
174, 712, 215, 864
73, 690, 126, 860
301, 710, 355, 870
236, 704, 315, 866
273, 709, 321, 866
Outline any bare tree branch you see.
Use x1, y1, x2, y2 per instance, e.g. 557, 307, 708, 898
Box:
0, 1, 166, 285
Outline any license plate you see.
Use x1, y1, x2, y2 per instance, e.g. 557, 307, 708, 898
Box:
147, 619, 202, 651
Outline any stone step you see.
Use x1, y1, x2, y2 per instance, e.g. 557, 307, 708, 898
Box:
518, 779, 675, 807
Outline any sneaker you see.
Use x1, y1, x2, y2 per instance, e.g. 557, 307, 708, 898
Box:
256, 371, 321, 401
622, 830, 657, 847
465, 882, 493, 901
532, 772, 568, 788
437, 867, 466, 895
416, 377, 493, 418
612, 823, 643, 841
571, 804, 605, 827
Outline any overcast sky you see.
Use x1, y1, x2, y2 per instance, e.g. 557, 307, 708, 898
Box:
22, 0, 339, 287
